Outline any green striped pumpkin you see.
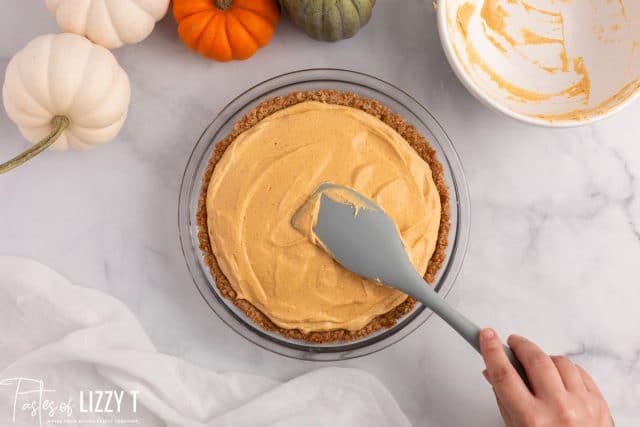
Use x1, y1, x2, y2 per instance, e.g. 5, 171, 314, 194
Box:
281, 0, 376, 42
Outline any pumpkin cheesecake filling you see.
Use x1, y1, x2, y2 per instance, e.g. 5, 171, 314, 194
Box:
205, 101, 442, 333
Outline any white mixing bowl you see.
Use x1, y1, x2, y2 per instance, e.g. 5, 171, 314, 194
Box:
437, 0, 640, 126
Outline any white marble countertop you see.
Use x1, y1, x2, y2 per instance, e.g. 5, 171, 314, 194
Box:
1, 1, 639, 426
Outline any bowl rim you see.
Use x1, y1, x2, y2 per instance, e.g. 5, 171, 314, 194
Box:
178, 68, 471, 361
436, 0, 640, 128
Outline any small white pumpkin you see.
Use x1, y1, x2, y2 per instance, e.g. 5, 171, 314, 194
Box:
1, 33, 130, 173
45, 0, 170, 49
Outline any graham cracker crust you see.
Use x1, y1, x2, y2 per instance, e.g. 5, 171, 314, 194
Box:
196, 90, 451, 343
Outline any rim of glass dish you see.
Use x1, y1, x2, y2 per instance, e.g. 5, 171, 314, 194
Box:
178, 68, 471, 361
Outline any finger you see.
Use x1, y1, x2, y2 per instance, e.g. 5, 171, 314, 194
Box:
493, 389, 513, 425
508, 334, 565, 398
480, 329, 532, 408
576, 365, 604, 397
551, 356, 586, 393
577, 366, 614, 426
484, 369, 515, 424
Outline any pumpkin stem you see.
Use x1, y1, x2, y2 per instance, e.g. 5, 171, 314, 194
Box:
215, 0, 233, 10
0, 116, 70, 174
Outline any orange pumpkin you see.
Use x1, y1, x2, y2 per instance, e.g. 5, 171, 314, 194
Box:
173, 0, 280, 61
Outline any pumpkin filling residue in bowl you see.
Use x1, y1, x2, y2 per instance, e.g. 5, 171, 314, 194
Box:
446, 0, 640, 122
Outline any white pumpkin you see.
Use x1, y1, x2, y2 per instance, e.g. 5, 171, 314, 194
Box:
45, 0, 170, 49
1, 33, 130, 173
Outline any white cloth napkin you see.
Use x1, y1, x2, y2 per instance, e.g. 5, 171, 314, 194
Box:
0, 256, 411, 427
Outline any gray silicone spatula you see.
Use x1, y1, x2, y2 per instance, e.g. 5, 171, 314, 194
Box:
293, 183, 528, 386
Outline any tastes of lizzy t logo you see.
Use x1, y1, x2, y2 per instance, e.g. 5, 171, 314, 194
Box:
0, 377, 140, 426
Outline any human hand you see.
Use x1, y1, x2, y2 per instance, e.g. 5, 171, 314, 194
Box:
479, 329, 613, 427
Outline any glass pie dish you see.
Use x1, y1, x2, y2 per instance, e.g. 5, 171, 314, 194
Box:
178, 69, 470, 361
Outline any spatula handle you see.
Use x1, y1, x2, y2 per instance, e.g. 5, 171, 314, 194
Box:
408, 273, 529, 388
